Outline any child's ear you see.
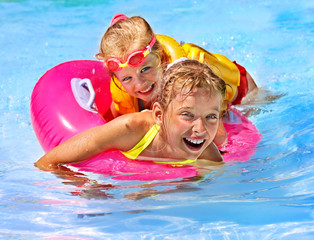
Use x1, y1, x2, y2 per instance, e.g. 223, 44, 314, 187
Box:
152, 102, 163, 125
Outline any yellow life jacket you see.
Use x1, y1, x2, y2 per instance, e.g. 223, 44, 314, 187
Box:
110, 75, 139, 114
182, 43, 240, 103
110, 34, 240, 115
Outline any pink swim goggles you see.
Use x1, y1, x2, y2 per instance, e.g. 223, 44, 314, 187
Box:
105, 35, 156, 72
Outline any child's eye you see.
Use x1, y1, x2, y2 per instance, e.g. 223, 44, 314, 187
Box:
141, 66, 150, 73
122, 76, 132, 82
206, 114, 218, 120
181, 112, 194, 118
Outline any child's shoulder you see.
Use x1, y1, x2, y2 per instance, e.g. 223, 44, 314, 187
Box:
117, 110, 154, 132
199, 142, 223, 162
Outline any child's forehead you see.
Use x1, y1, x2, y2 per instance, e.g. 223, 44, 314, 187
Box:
169, 88, 208, 108
168, 87, 222, 112
174, 87, 211, 100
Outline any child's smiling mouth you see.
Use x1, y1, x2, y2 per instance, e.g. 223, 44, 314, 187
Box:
139, 83, 155, 94
183, 137, 206, 150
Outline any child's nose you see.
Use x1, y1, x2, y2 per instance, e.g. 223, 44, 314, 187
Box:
192, 118, 206, 135
134, 74, 146, 87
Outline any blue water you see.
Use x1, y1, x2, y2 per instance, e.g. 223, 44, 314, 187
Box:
1, 0, 314, 239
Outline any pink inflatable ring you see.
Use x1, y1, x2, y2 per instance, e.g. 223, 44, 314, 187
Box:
31, 60, 262, 180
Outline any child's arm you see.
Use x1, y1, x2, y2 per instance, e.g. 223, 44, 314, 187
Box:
198, 142, 223, 163
35, 112, 151, 171
246, 71, 258, 94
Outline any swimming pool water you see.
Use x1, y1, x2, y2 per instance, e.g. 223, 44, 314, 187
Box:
1, 0, 314, 239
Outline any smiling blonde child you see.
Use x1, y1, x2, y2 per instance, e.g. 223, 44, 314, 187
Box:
96, 14, 258, 146
35, 59, 226, 171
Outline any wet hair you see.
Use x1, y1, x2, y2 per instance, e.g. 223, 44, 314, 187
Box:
158, 59, 226, 117
96, 16, 164, 69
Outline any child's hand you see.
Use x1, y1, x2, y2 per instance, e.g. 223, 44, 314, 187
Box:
34, 159, 56, 171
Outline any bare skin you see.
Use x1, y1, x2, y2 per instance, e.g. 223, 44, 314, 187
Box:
110, 56, 230, 147
35, 87, 223, 171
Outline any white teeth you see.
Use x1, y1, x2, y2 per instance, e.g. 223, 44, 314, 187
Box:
184, 138, 205, 145
140, 84, 153, 93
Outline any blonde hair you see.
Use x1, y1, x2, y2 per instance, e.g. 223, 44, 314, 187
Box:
96, 16, 164, 69
158, 59, 226, 116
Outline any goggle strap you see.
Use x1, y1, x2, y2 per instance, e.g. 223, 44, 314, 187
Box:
143, 35, 156, 57
143, 49, 150, 57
